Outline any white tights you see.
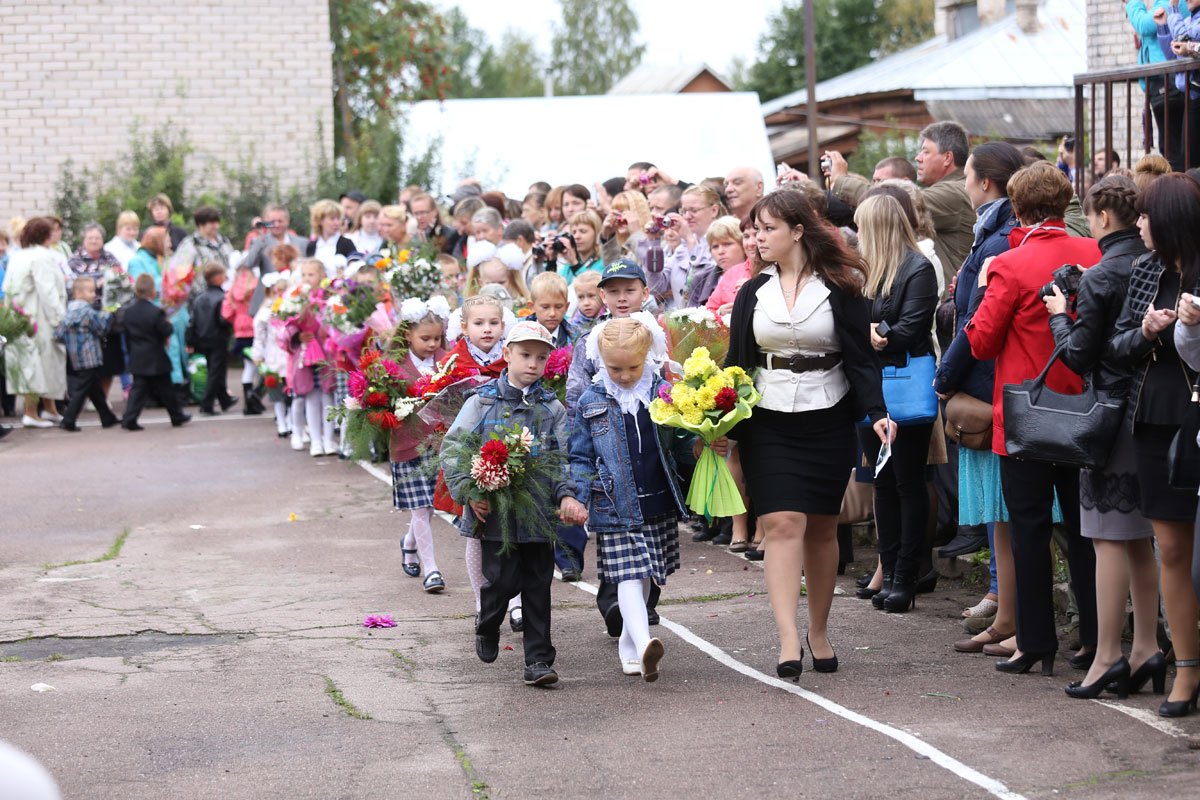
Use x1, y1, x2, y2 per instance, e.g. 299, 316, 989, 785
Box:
240, 360, 256, 384
402, 508, 439, 578
291, 394, 306, 440
618, 578, 652, 663
463, 538, 521, 617
301, 391, 335, 451
273, 401, 289, 434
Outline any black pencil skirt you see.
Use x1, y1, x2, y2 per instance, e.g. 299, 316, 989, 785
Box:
735, 398, 857, 516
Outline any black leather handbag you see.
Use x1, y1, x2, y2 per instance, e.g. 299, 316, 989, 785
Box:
1168, 380, 1200, 490
1002, 346, 1125, 469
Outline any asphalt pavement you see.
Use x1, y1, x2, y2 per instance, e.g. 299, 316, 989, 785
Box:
1, 396, 1197, 799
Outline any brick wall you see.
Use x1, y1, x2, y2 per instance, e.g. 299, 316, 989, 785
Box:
1086, 0, 1150, 162
0, 1, 333, 221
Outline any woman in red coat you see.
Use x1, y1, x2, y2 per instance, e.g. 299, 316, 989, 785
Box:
965, 162, 1101, 677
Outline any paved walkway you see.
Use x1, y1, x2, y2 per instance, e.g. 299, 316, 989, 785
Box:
0, 407, 1196, 799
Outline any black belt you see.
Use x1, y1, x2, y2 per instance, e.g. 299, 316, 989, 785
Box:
756, 352, 842, 373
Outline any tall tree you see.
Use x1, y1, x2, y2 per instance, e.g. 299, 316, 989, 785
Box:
442, 10, 545, 100
743, 0, 933, 102
328, 0, 451, 153
550, 0, 645, 96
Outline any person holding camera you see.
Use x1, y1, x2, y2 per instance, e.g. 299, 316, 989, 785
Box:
642, 184, 725, 311
599, 191, 651, 268
536, 211, 603, 285
964, 162, 1100, 678
1107, 173, 1200, 717
1041, 176, 1160, 700
1128, 1, 1190, 171
1155, 0, 1200, 170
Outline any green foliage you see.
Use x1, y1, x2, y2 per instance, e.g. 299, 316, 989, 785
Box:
846, 126, 919, 177
550, 0, 645, 96
328, 0, 451, 151
743, 0, 934, 102
442, 11, 544, 99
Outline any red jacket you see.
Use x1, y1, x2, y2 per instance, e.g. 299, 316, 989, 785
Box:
965, 222, 1100, 455
440, 338, 506, 379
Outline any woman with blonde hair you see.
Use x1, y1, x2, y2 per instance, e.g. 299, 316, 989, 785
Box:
349, 199, 383, 255
854, 194, 939, 613
545, 186, 566, 232
1133, 153, 1171, 192
600, 190, 651, 266
557, 210, 605, 283
378, 204, 410, 258
305, 199, 355, 273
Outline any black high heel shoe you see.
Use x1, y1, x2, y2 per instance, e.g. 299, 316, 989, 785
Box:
1067, 649, 1095, 671
806, 634, 838, 673
855, 573, 873, 589
870, 573, 894, 609
883, 575, 916, 613
1109, 651, 1167, 695
1158, 660, 1200, 718
995, 650, 1055, 676
777, 650, 804, 682
1065, 657, 1129, 700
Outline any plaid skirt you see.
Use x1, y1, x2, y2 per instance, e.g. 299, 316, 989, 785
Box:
595, 513, 679, 585
391, 452, 436, 510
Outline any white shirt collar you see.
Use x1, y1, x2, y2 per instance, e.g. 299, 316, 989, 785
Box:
410, 352, 435, 372
600, 366, 655, 415
466, 338, 503, 366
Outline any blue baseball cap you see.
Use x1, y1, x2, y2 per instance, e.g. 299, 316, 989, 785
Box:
597, 258, 647, 287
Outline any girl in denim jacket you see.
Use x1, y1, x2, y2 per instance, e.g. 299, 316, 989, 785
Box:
569, 318, 712, 681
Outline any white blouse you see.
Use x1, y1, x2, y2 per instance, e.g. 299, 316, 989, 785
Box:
752, 265, 849, 413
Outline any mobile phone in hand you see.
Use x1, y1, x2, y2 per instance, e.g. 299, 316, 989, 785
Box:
876, 320, 893, 338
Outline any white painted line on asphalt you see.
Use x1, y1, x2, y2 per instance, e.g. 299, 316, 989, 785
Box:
355, 459, 1027, 800
1091, 699, 1187, 737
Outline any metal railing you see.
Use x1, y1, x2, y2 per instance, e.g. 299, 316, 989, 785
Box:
1073, 58, 1198, 196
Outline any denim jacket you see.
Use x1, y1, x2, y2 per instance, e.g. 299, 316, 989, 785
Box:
568, 375, 693, 533
441, 371, 573, 543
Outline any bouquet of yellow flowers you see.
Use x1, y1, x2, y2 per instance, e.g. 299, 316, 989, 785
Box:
649, 346, 760, 518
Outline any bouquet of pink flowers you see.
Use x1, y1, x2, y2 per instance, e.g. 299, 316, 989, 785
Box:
541, 345, 572, 404
274, 284, 326, 367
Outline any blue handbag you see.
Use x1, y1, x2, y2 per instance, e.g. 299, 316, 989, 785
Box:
858, 354, 938, 427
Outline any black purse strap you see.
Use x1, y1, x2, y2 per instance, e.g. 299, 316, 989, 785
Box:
1026, 344, 1095, 404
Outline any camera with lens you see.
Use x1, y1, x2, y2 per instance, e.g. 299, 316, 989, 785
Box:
647, 215, 675, 235
1038, 264, 1084, 312
820, 156, 832, 174
533, 231, 576, 262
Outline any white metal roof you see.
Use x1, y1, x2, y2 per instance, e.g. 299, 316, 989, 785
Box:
761, 0, 1084, 115
401, 92, 775, 201
607, 63, 731, 95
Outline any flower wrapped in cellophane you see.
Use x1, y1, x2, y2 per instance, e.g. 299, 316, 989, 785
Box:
101, 265, 134, 311
272, 283, 326, 367
0, 301, 36, 343
377, 243, 442, 305
664, 306, 730, 380
541, 346, 572, 404
439, 422, 567, 549
331, 348, 421, 459
649, 346, 760, 519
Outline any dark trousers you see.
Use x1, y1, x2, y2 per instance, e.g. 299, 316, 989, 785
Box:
553, 524, 588, 573
200, 344, 231, 411
999, 457, 1097, 654
596, 577, 661, 617
123, 373, 187, 425
1150, 81, 1195, 172
62, 366, 118, 427
860, 422, 933, 579
477, 540, 556, 667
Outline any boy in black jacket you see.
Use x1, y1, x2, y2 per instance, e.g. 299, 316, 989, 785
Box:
187, 261, 237, 415
121, 274, 191, 430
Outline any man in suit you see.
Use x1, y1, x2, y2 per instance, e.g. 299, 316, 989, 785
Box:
242, 203, 308, 313
120, 274, 191, 430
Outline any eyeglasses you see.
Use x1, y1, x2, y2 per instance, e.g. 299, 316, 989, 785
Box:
679, 206, 707, 216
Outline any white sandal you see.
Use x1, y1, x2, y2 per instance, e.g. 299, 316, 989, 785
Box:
962, 597, 998, 619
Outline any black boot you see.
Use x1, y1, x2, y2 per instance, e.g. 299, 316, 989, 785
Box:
691, 516, 718, 542
836, 523, 854, 576
871, 573, 894, 609
883, 572, 917, 613
242, 383, 264, 415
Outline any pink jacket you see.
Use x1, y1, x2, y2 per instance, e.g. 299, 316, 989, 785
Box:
389, 348, 448, 463
221, 270, 258, 338
279, 308, 328, 396
705, 260, 751, 313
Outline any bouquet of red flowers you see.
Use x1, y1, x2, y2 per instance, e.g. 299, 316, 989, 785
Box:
332, 348, 420, 458
542, 345, 572, 404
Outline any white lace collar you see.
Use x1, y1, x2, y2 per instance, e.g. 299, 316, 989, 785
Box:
410, 351, 435, 372
600, 366, 655, 415
466, 338, 504, 366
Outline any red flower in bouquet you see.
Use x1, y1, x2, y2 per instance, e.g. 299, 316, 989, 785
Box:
264, 375, 279, 389
544, 346, 572, 379
714, 387, 739, 413
365, 391, 389, 408
480, 439, 509, 466
359, 349, 380, 370
367, 411, 400, 429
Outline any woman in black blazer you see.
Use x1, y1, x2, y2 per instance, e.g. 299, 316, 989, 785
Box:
306, 198, 356, 274
851, 194, 939, 613
726, 190, 893, 679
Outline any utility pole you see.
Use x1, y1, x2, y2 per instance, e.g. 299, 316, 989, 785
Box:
805, 0, 819, 178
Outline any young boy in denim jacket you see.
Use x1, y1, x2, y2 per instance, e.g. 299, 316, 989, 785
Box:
54, 276, 119, 431
441, 320, 588, 687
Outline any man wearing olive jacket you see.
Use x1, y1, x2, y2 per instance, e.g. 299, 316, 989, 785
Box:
916, 121, 976, 285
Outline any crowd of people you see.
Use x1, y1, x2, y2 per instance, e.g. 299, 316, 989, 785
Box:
4, 115, 1200, 732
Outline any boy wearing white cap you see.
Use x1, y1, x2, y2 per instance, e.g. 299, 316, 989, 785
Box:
441, 320, 588, 687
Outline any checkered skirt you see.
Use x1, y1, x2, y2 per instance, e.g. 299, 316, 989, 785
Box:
391, 452, 436, 510
595, 513, 680, 584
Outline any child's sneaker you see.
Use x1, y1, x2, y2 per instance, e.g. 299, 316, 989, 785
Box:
523, 663, 558, 686
290, 433, 305, 451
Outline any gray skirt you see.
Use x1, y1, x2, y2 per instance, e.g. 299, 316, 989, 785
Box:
1080, 424, 1154, 541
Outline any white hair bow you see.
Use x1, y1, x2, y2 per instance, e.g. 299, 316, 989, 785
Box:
446, 304, 518, 342
495, 242, 525, 272
465, 240, 497, 268
399, 295, 452, 324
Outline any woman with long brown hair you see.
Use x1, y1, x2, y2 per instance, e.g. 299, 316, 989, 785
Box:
726, 191, 893, 679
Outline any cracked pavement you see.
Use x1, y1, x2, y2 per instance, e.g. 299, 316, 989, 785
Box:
2, 409, 1198, 799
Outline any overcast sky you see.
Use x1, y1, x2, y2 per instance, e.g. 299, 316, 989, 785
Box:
438, 0, 785, 80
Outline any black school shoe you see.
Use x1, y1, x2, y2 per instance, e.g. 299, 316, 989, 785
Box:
59, 420, 82, 432
121, 421, 144, 431
475, 633, 499, 663
604, 605, 623, 637
523, 662, 558, 686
